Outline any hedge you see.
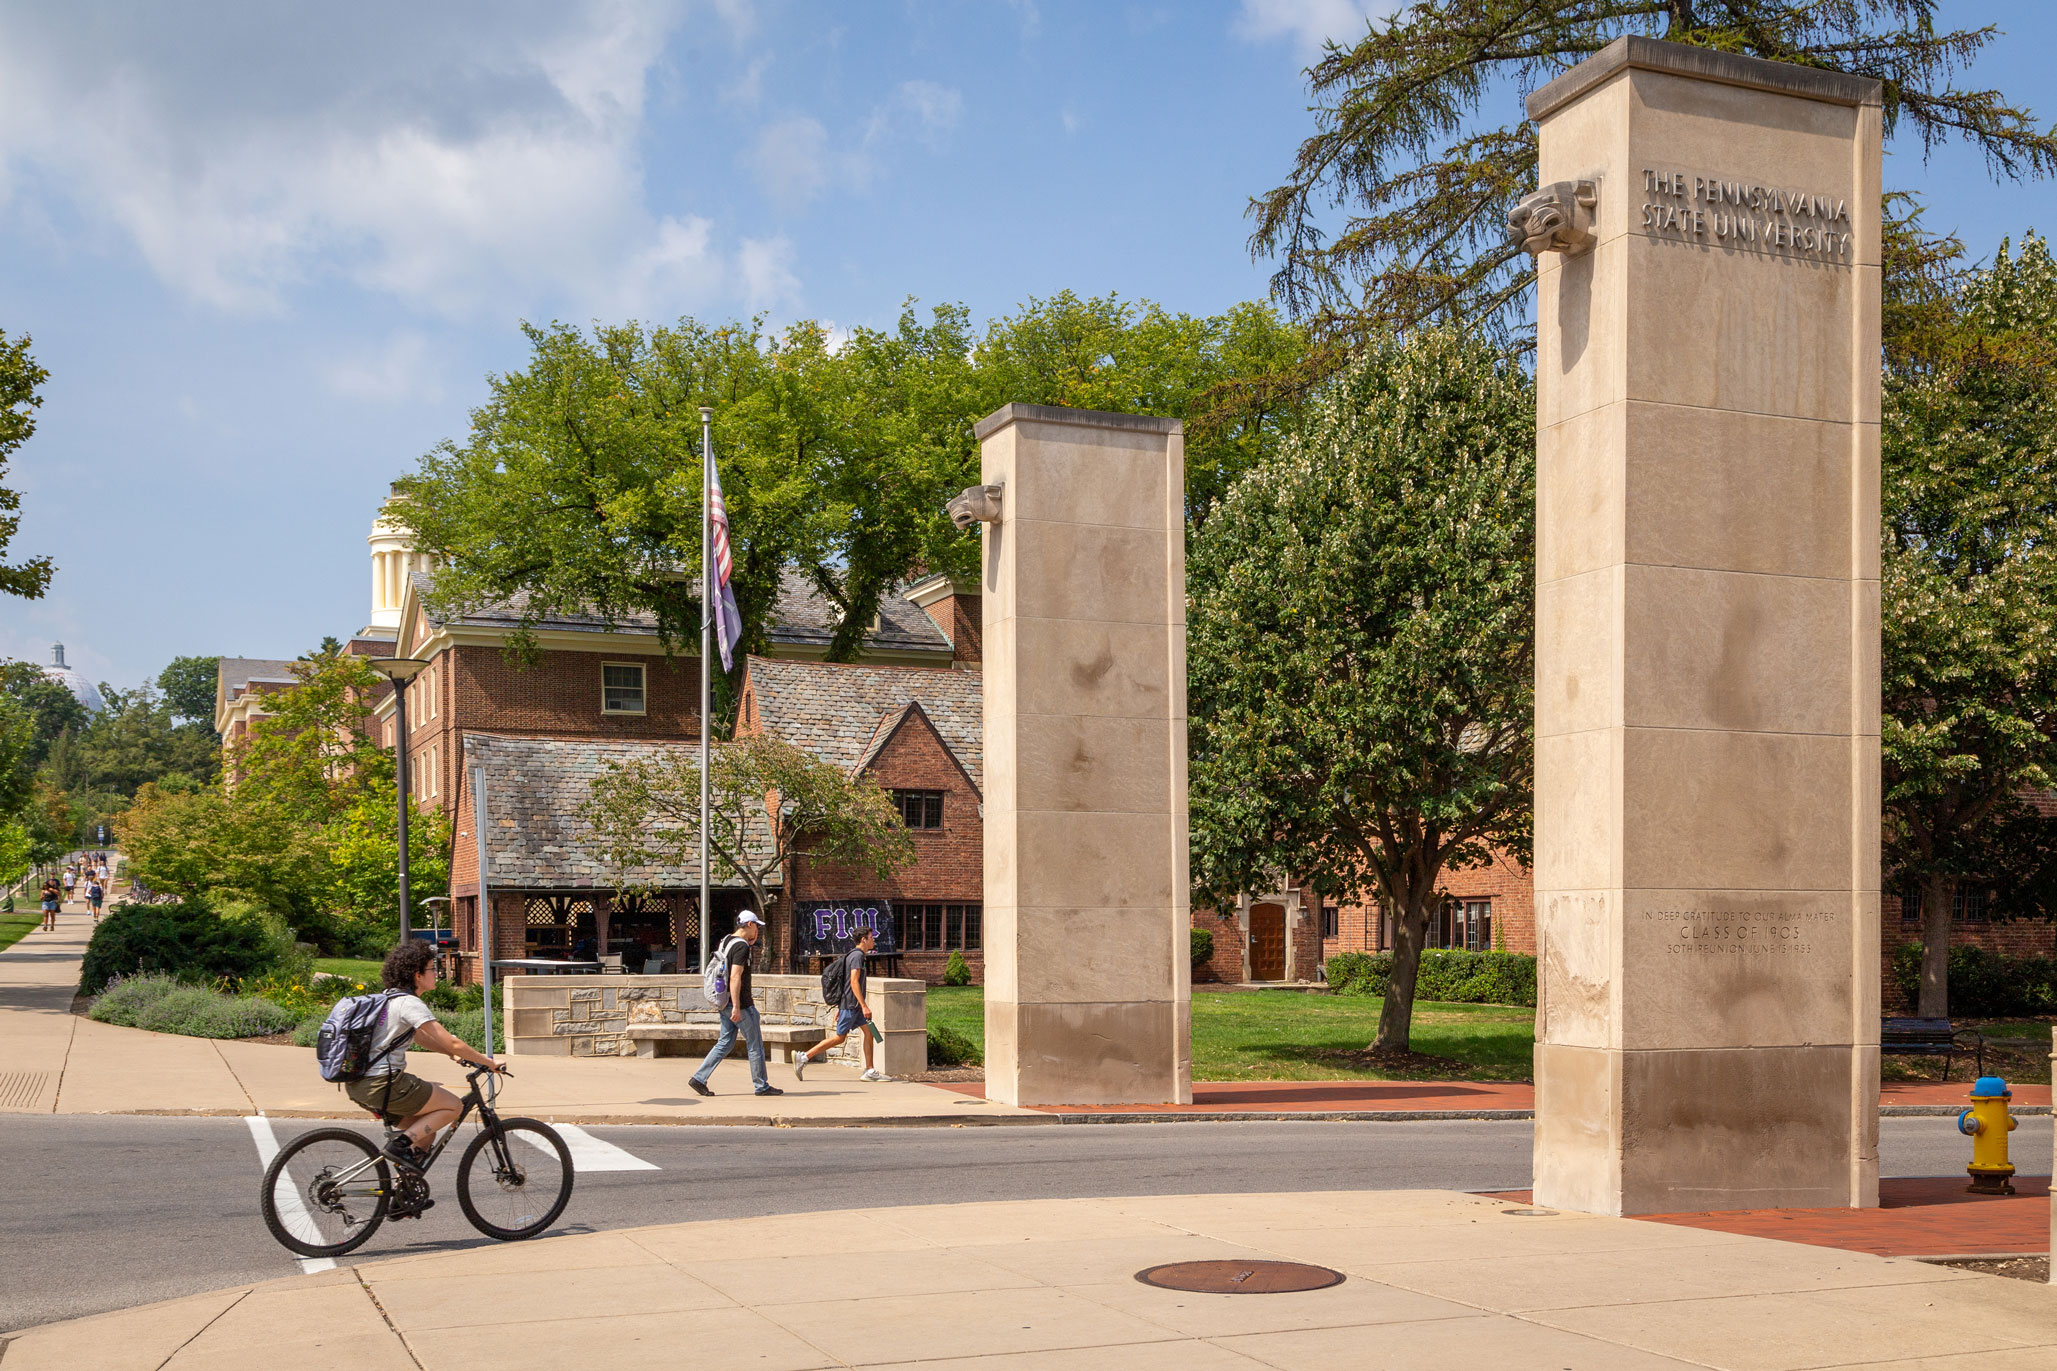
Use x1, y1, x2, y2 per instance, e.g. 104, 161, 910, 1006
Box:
1325, 949, 1537, 1007
1890, 943, 2057, 1017
78, 899, 293, 995
88, 973, 300, 1039
1190, 928, 1214, 967
926, 1022, 982, 1067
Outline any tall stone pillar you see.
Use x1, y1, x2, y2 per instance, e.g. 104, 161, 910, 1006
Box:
1528, 38, 1882, 1214
972, 403, 1193, 1107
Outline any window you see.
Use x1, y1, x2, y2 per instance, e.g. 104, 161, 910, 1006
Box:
1431, 899, 1492, 951
603, 662, 646, 714
893, 789, 944, 829
895, 902, 982, 951
1899, 884, 1922, 923
1321, 905, 1339, 939
1954, 884, 1989, 924
523, 896, 593, 956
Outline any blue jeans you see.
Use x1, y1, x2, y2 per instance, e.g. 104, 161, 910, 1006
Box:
692, 1004, 769, 1092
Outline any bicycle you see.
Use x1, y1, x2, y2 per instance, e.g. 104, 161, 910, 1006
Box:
260, 1065, 574, 1258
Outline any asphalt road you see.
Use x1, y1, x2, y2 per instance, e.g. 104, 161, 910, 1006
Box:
1, 1113, 2046, 1333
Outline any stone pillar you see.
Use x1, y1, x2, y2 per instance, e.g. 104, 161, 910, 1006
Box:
1528, 38, 1882, 1215
974, 403, 1192, 1107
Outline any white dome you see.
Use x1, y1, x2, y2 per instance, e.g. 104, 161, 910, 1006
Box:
41, 643, 104, 716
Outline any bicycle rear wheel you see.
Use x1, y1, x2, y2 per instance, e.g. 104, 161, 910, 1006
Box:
261, 1127, 391, 1258
457, 1118, 574, 1241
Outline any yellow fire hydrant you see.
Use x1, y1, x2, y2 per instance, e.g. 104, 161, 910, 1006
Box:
1956, 1076, 2018, 1195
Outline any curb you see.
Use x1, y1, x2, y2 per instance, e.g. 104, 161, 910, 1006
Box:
1880, 1105, 2052, 1117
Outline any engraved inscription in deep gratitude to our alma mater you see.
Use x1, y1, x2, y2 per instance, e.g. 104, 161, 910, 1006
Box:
1641, 168, 1853, 260
1645, 906, 1836, 958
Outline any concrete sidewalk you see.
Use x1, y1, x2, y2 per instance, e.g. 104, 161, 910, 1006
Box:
0, 910, 1030, 1125
5, 1188, 2053, 1369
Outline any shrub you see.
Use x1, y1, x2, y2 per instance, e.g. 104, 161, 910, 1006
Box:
942, 950, 971, 986
1891, 943, 2057, 1017
422, 979, 486, 1013
88, 972, 299, 1038
1190, 928, 1214, 967
78, 899, 288, 995
927, 1022, 981, 1067
1323, 949, 1537, 1007
293, 1002, 490, 1052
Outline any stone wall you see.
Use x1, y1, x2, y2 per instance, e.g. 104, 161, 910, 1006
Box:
501, 972, 928, 1076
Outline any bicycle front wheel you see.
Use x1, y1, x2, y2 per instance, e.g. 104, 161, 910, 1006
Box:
457, 1118, 574, 1241
261, 1127, 391, 1258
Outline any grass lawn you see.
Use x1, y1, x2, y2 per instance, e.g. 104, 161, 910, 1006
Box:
314, 957, 383, 984
926, 986, 1536, 1082
0, 907, 43, 955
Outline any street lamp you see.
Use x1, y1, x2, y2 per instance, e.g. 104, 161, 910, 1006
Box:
365, 656, 431, 941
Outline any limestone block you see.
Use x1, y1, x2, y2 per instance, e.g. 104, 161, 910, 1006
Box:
1535, 567, 1621, 739
1537, 405, 1627, 583
1538, 891, 1617, 1050
1013, 617, 1171, 720
1616, 889, 1856, 1050
1534, 729, 1621, 890
1011, 519, 1171, 626
1535, 240, 1626, 428
1009, 906, 1174, 1004
569, 988, 600, 1004
878, 1028, 928, 1079
627, 999, 663, 1024
510, 1035, 572, 1057
511, 1009, 558, 1038
1014, 715, 1172, 815
1619, 728, 1852, 891
1007, 1000, 1181, 1107
511, 987, 569, 1010
1012, 812, 1176, 909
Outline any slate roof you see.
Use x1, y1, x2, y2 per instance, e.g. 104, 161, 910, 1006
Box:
744, 656, 983, 791
463, 733, 777, 891
218, 658, 300, 703
411, 569, 952, 657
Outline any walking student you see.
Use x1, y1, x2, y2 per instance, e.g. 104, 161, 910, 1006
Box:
344, 941, 501, 1190
688, 911, 782, 1098
85, 877, 104, 922
61, 867, 75, 902
794, 926, 889, 1082
39, 877, 59, 933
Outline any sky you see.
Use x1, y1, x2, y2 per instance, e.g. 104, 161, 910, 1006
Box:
2, 0, 2053, 692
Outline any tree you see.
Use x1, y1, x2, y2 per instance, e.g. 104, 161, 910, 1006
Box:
157, 656, 221, 730
582, 732, 915, 960
1188, 330, 1535, 1053
1881, 225, 2057, 1016
0, 329, 53, 600
0, 658, 89, 768
394, 297, 1312, 708
1250, 1, 2057, 349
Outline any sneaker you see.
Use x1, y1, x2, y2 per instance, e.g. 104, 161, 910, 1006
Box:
383, 1135, 423, 1170
793, 1054, 808, 1081
755, 1085, 785, 1097
861, 1069, 893, 1083
688, 1077, 712, 1097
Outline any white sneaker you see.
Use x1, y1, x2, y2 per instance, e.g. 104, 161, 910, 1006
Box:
861, 1068, 893, 1082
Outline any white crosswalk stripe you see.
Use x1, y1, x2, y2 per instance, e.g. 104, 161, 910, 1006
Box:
530, 1123, 659, 1172
244, 1116, 337, 1275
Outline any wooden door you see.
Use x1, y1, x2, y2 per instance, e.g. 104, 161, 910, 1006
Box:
1249, 902, 1286, 982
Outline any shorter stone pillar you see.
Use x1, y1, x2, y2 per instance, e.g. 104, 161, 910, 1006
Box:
974, 403, 1192, 1107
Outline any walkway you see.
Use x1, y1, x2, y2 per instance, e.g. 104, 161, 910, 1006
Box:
5, 1189, 2053, 1369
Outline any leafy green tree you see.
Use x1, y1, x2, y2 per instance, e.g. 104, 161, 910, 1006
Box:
582, 732, 914, 964
52, 685, 219, 799
157, 656, 221, 730
1250, 0, 2057, 347
0, 329, 53, 600
325, 788, 452, 951
1188, 331, 1534, 1053
0, 659, 89, 768
396, 297, 1311, 702
1881, 226, 2057, 1016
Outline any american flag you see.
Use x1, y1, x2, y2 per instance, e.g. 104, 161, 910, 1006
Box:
708, 450, 742, 672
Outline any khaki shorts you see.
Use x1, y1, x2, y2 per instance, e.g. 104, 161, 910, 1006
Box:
345, 1071, 436, 1123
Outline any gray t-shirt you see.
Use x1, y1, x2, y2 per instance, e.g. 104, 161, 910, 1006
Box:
839, 948, 866, 1012
367, 992, 437, 1077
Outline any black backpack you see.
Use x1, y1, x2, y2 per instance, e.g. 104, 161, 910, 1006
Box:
820, 952, 851, 1006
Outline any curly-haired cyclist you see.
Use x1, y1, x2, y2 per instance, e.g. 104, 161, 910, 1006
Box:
346, 941, 499, 1179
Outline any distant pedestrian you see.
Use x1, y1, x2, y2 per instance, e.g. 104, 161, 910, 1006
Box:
39, 878, 59, 933
62, 868, 75, 900
794, 926, 888, 1082
86, 880, 104, 922
688, 911, 781, 1098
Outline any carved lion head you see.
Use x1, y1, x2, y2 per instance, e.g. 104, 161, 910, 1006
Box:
1507, 180, 1600, 258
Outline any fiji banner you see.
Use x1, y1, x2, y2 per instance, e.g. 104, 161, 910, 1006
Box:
792, 900, 897, 958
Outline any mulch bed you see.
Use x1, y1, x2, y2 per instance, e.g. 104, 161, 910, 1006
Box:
1924, 1255, 2050, 1284
906, 1067, 984, 1083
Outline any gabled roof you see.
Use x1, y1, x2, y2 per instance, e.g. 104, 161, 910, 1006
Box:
403, 568, 952, 658
462, 733, 777, 891
744, 655, 982, 791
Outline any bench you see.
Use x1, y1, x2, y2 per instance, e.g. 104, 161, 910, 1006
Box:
1880, 1017, 1986, 1081
626, 1024, 826, 1063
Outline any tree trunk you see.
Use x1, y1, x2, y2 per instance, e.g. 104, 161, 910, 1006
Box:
1916, 871, 1953, 1018
1372, 896, 1430, 1053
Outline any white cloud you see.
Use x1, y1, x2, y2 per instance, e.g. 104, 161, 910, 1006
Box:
0, 1, 758, 322
884, 81, 963, 150
747, 116, 834, 211
746, 80, 962, 212
1232, 0, 1395, 59
723, 55, 772, 108
738, 235, 801, 314
322, 332, 443, 405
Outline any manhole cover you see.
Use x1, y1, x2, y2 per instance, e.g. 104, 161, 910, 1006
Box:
1135, 1260, 1344, 1294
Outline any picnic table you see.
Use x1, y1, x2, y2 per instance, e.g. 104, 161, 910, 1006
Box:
491, 958, 603, 976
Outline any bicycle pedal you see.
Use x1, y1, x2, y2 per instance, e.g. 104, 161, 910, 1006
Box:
391, 1198, 436, 1220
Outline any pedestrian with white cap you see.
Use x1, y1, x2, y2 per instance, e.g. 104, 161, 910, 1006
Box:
688, 910, 782, 1098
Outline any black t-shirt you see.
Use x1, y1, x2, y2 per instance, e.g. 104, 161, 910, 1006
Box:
724, 936, 755, 1010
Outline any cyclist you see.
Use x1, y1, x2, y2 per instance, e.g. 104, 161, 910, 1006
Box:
346, 941, 499, 1184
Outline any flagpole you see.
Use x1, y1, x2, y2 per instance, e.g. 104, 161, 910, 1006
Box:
699, 405, 713, 973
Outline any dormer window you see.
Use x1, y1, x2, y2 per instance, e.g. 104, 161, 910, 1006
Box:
602, 663, 646, 714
